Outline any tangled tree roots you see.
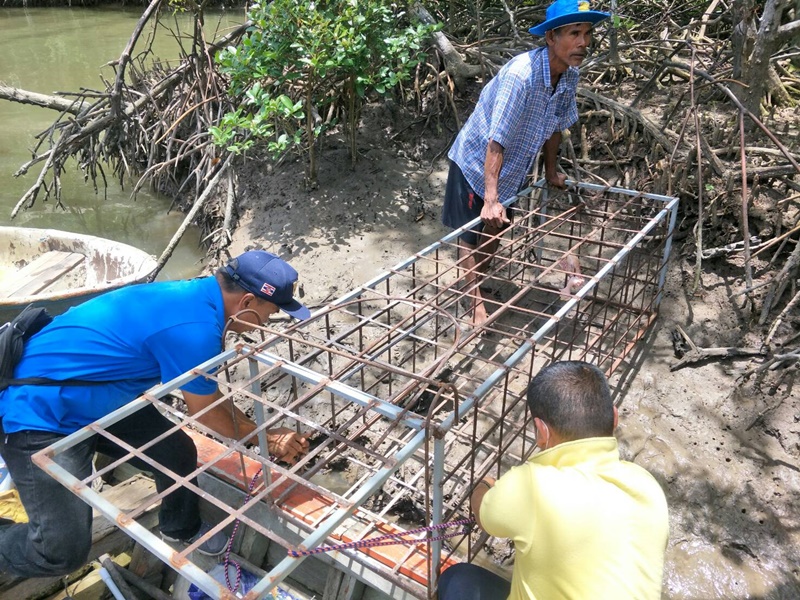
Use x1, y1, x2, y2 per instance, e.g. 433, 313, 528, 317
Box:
2, 0, 799, 382
1, 0, 249, 268
413, 1, 800, 383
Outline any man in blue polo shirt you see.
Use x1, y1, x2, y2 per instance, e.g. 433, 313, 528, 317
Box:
442, 0, 609, 327
0, 251, 311, 577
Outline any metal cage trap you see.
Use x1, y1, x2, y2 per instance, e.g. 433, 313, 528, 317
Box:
33, 181, 678, 600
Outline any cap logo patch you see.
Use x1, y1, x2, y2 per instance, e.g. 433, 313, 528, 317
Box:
578, 2, 590, 10
261, 282, 276, 296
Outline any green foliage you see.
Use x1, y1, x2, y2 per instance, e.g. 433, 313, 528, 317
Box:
213, 0, 435, 182
209, 85, 304, 155
612, 14, 637, 32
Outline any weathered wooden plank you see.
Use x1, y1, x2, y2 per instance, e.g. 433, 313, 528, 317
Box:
128, 541, 164, 584
1, 251, 84, 299
323, 569, 365, 600
45, 554, 132, 600
340, 573, 366, 600
0, 475, 159, 600
323, 568, 346, 599
236, 525, 271, 571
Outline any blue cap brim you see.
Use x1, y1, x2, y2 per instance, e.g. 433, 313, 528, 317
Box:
529, 11, 609, 35
278, 299, 311, 321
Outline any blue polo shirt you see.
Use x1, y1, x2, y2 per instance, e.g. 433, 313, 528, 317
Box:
0, 277, 225, 435
448, 46, 580, 202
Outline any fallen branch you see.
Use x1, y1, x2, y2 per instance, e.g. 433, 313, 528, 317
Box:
670, 325, 766, 371
765, 288, 800, 347
701, 236, 762, 260
11, 136, 62, 218
759, 236, 800, 325
739, 346, 800, 386
222, 168, 236, 247
776, 19, 800, 43
3, 18, 250, 221
661, 59, 800, 175
751, 221, 800, 259
0, 82, 87, 115
147, 153, 235, 282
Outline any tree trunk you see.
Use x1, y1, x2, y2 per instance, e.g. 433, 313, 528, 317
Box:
410, 2, 481, 90
608, 0, 620, 65
731, 0, 757, 97
733, 0, 791, 116
305, 80, 318, 189
786, 0, 800, 67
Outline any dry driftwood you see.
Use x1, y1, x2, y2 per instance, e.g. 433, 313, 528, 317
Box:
147, 153, 234, 282
740, 345, 800, 394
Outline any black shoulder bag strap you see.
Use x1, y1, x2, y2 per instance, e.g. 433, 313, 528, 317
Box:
0, 305, 114, 392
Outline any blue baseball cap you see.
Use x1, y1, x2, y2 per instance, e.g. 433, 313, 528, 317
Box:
224, 251, 311, 320
529, 0, 610, 35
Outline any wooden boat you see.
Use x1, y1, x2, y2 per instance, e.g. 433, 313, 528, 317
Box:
0, 226, 158, 323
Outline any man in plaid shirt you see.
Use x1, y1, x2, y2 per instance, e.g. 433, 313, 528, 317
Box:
443, 0, 609, 328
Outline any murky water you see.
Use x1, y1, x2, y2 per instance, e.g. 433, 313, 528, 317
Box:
0, 7, 238, 279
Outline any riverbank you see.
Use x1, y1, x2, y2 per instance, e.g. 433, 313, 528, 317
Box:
0, 6, 215, 280
211, 99, 800, 598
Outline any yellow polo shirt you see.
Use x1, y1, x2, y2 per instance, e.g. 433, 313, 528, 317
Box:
480, 437, 668, 600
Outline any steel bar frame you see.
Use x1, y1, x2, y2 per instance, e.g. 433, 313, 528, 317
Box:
34, 181, 678, 600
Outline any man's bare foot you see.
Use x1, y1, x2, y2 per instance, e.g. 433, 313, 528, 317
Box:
470, 291, 489, 328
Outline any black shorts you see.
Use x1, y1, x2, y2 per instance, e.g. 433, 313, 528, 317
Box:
441, 161, 511, 246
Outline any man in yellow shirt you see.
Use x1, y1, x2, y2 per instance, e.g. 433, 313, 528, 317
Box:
438, 360, 668, 599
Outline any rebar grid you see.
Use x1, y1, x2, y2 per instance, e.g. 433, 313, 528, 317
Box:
33, 182, 677, 600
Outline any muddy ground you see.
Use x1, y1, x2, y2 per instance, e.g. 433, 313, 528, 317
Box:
214, 96, 800, 599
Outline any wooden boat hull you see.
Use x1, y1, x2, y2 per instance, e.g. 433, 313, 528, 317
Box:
0, 226, 158, 323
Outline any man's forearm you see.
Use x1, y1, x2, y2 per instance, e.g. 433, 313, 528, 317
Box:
470, 478, 494, 529
484, 140, 504, 202
543, 131, 562, 179
198, 400, 256, 441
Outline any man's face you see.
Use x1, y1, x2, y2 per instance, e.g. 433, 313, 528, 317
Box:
547, 22, 593, 70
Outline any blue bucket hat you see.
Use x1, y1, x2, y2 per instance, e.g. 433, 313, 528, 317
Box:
224, 251, 311, 320
529, 0, 610, 36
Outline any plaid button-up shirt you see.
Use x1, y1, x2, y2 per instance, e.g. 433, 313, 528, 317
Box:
449, 46, 580, 202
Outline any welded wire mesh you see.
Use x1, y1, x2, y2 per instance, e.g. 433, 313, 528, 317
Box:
34, 181, 677, 600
